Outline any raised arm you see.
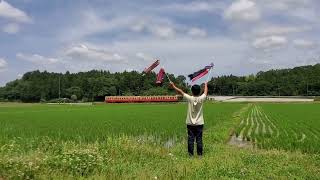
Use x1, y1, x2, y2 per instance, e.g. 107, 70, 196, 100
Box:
170, 82, 185, 95
203, 82, 208, 96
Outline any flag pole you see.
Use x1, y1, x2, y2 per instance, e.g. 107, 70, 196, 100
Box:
206, 67, 213, 83
162, 59, 172, 83
164, 68, 172, 82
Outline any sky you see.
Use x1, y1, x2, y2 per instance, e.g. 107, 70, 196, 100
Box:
0, 0, 320, 86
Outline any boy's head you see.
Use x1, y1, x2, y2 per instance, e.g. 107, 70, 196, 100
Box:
191, 85, 201, 96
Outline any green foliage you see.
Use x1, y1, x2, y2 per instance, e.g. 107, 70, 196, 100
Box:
143, 87, 169, 96
81, 97, 89, 102
48, 98, 72, 103
0, 70, 187, 102
1, 64, 320, 102
314, 97, 320, 101
0, 103, 242, 142
71, 95, 77, 102
66, 87, 82, 99
0, 103, 319, 179
208, 64, 320, 96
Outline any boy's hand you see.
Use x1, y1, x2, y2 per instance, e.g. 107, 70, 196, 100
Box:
170, 81, 175, 87
170, 82, 184, 95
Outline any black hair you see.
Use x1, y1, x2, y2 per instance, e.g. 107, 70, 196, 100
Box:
191, 85, 201, 96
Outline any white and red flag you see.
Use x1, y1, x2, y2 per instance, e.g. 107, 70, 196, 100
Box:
188, 63, 214, 82
156, 68, 165, 84
143, 60, 160, 74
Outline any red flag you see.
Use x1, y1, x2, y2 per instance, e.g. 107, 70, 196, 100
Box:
143, 60, 160, 73
190, 69, 209, 82
188, 63, 214, 82
156, 68, 165, 84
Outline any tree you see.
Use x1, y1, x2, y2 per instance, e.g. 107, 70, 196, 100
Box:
1, 63, 320, 102
66, 86, 82, 99
71, 94, 77, 102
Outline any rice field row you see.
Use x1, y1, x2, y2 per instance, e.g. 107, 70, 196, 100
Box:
0, 103, 244, 146
1, 103, 320, 179
235, 103, 320, 153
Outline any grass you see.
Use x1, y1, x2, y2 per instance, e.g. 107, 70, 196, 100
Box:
235, 103, 320, 153
0, 102, 320, 179
0, 103, 242, 143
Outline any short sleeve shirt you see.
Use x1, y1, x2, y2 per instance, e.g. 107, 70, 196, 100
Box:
183, 93, 206, 125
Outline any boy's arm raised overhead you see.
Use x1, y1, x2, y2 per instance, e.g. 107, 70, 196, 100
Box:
197, 82, 208, 102
204, 82, 208, 96
170, 82, 185, 95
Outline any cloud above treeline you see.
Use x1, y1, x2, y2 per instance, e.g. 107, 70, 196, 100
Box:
0, 58, 8, 72
0, 0, 32, 34
0, 0, 320, 85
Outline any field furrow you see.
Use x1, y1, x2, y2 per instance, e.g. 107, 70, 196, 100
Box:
235, 103, 320, 153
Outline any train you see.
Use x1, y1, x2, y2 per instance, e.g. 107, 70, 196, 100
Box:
105, 96, 180, 103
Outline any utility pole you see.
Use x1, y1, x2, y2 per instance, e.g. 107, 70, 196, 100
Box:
59, 75, 61, 99
233, 85, 235, 96
307, 81, 309, 96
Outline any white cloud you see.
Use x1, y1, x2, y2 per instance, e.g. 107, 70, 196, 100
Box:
2, 23, 20, 34
253, 25, 311, 36
224, 0, 260, 22
253, 36, 288, 50
249, 58, 271, 67
130, 20, 146, 32
129, 18, 178, 38
257, 0, 318, 23
63, 44, 126, 63
0, 58, 8, 72
91, 36, 249, 76
149, 25, 175, 38
16, 53, 59, 65
136, 52, 153, 62
293, 39, 317, 48
164, 1, 221, 12
0, 0, 32, 23
60, 12, 135, 41
188, 27, 207, 37
262, 0, 311, 11
2, 0, 319, 85
61, 11, 179, 41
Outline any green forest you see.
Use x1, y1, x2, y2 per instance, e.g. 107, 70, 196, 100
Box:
0, 64, 320, 102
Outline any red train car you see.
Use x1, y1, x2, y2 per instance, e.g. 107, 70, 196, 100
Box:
105, 96, 179, 103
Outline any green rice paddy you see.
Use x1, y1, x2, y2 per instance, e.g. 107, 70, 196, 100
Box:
0, 102, 319, 179
235, 103, 320, 153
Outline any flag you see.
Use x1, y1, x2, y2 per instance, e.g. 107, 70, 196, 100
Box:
143, 60, 160, 74
156, 68, 165, 84
188, 63, 214, 82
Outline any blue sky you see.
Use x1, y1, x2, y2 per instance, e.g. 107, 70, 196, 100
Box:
0, 0, 320, 86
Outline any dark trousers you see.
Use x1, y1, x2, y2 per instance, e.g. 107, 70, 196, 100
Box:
187, 125, 203, 156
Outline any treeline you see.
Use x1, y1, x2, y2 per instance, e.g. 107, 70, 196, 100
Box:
1, 64, 320, 102
208, 64, 320, 96
0, 70, 188, 102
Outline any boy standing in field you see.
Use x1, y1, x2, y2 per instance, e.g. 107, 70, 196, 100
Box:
170, 82, 208, 156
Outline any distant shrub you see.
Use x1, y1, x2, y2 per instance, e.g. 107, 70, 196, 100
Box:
0, 98, 9, 102
48, 98, 72, 103
71, 95, 77, 102
314, 97, 320, 101
82, 97, 89, 102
